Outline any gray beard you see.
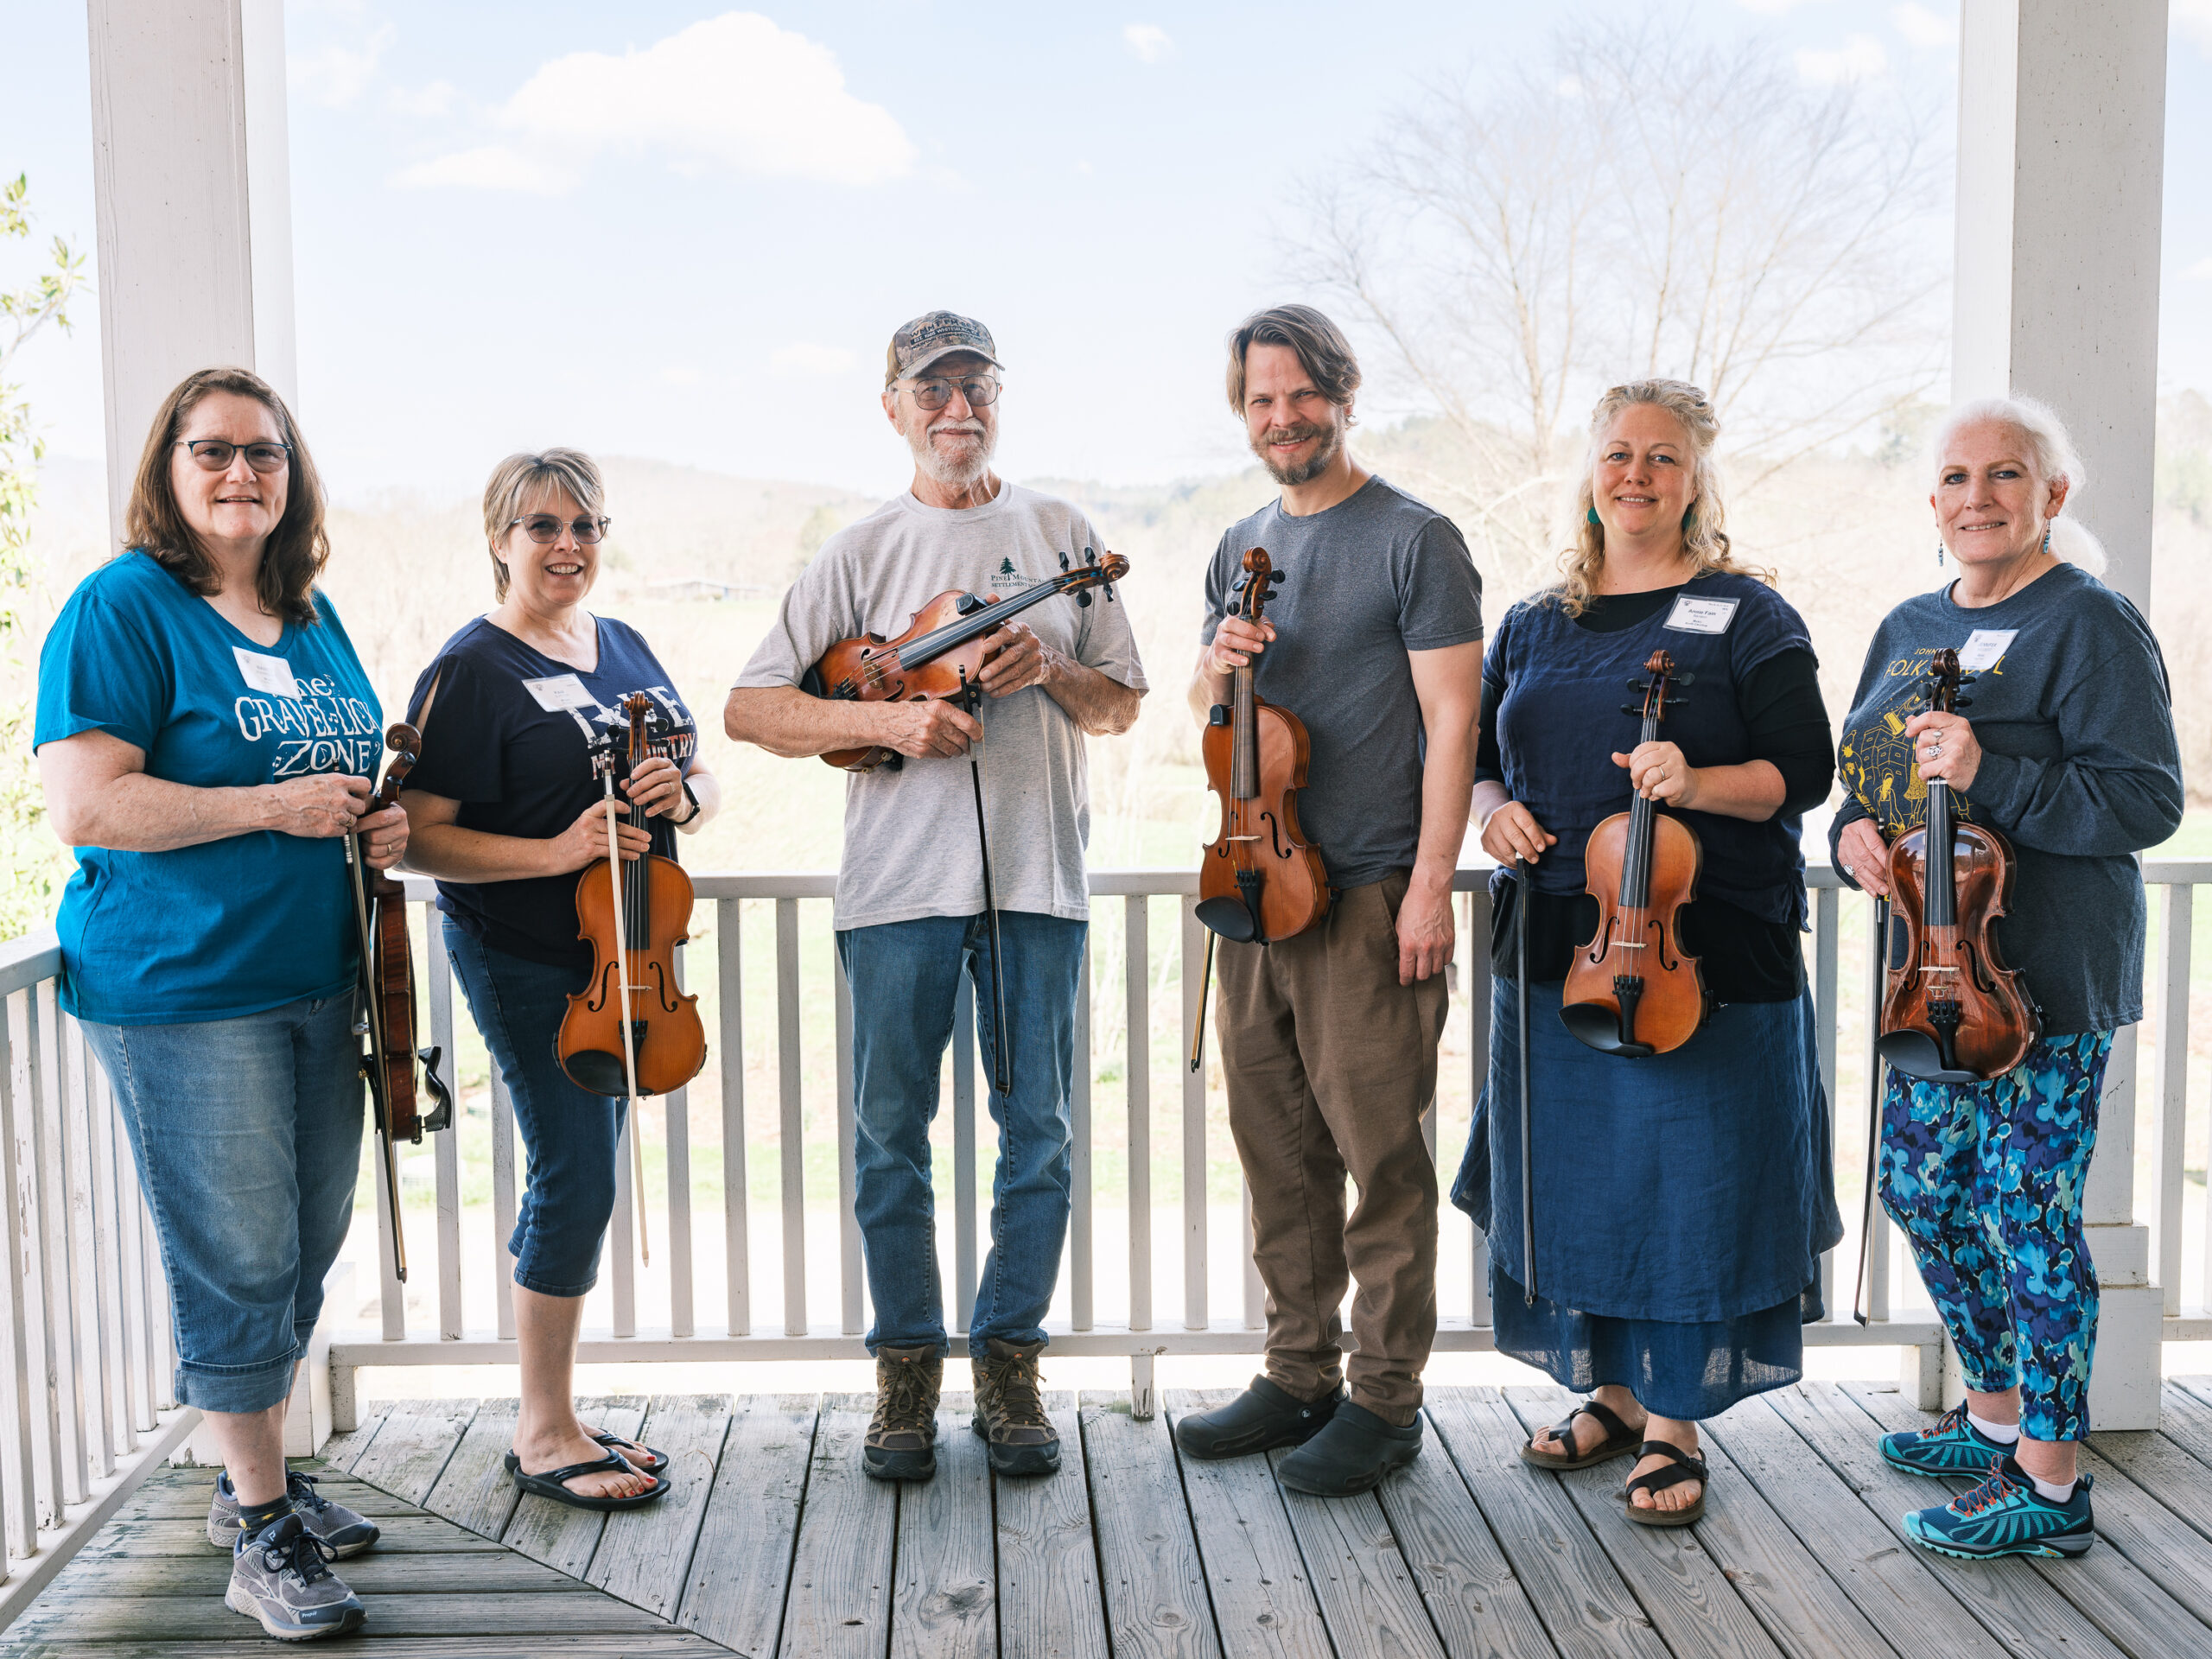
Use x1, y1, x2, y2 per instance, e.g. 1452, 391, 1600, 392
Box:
910, 421, 996, 491
1253, 420, 1344, 486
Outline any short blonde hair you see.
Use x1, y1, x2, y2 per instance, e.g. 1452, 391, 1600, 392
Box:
480, 448, 606, 599
1556, 378, 1770, 616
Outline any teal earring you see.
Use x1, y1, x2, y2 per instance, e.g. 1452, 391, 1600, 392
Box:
1586, 506, 1601, 527
1681, 504, 1696, 531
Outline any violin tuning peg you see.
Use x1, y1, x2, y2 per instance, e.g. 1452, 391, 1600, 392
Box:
1954, 697, 1972, 708
1076, 590, 1093, 607
1629, 678, 1647, 690
1675, 671, 1696, 686
1620, 704, 1642, 715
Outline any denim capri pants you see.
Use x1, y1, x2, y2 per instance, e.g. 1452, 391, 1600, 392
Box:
82, 994, 363, 1416
443, 920, 627, 1297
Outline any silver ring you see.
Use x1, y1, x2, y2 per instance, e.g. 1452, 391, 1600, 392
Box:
1842, 863, 1855, 875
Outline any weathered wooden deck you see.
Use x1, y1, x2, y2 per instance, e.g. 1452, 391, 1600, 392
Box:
8, 1379, 2212, 1658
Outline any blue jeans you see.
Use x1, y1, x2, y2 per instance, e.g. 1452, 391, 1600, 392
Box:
444, 923, 627, 1297
837, 911, 1084, 1358
83, 995, 362, 1414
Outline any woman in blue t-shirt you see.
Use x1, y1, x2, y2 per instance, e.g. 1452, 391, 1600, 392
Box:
35, 366, 403, 1637
400, 448, 718, 1514
1451, 379, 1840, 1530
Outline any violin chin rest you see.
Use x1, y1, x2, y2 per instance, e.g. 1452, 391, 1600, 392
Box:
1195, 897, 1258, 944
1874, 1030, 1983, 1084
1558, 1001, 1656, 1059
562, 1049, 636, 1098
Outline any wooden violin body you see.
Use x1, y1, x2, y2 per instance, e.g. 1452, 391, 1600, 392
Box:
349, 722, 451, 1283
557, 695, 708, 1098
1876, 649, 2038, 1083
1197, 547, 1329, 945
1561, 651, 1707, 1057
804, 550, 1129, 772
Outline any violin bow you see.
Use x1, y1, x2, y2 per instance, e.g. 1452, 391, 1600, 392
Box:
344, 780, 407, 1284
598, 747, 651, 1266
957, 668, 1013, 1096
1853, 893, 1891, 1326
1516, 856, 1536, 1307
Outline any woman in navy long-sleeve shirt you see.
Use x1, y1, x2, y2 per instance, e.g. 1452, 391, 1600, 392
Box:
1830, 395, 2183, 1565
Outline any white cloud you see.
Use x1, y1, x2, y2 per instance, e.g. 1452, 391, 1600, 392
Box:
396, 12, 913, 194
391, 145, 567, 194
290, 23, 392, 108
658, 365, 705, 386
1796, 35, 1891, 84
2188, 256, 2212, 280
1123, 24, 1173, 63
769, 343, 858, 375
2178, 2, 2212, 59
385, 81, 459, 120
1891, 3, 1955, 48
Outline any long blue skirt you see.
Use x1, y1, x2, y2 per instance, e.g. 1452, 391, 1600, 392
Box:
1452, 977, 1842, 1421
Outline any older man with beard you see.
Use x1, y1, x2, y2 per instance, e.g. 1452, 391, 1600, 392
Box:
1176, 304, 1483, 1496
726, 311, 1146, 1483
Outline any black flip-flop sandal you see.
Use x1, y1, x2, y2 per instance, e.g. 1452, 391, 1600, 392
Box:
1520, 1401, 1643, 1471
589, 1433, 669, 1477
1622, 1440, 1707, 1528
504, 1450, 670, 1511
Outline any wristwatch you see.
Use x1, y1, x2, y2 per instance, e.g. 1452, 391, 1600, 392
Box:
676, 780, 701, 825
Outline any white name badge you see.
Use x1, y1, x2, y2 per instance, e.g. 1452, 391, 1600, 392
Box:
1956, 629, 2018, 673
1663, 594, 1738, 635
232, 646, 301, 702
524, 673, 600, 712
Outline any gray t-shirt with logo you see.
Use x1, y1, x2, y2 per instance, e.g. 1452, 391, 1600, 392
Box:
736, 484, 1147, 930
1201, 475, 1484, 890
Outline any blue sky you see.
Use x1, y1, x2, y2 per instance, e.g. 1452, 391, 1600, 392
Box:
5, 1, 2211, 500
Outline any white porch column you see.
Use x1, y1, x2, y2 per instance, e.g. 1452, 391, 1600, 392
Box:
86, 0, 297, 550
1952, 0, 2169, 1429
87, 0, 314, 1461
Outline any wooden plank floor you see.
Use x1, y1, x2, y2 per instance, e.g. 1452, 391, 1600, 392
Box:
10, 1382, 2212, 1657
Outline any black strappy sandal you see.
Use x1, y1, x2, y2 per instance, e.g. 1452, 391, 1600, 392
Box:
503, 1450, 670, 1512
1621, 1440, 1708, 1527
1520, 1401, 1643, 1471
589, 1433, 669, 1477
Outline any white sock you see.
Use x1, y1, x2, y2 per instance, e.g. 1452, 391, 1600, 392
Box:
2030, 1472, 2077, 1503
1967, 1410, 2019, 1445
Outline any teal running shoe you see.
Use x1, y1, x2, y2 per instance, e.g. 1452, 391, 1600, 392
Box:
1902, 1457, 2095, 1560
1880, 1404, 2016, 1478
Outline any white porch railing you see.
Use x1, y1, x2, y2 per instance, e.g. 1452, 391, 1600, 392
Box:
339, 860, 2203, 1423
0, 934, 200, 1628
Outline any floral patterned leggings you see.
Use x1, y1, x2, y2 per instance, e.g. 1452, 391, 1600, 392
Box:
1877, 1030, 2111, 1444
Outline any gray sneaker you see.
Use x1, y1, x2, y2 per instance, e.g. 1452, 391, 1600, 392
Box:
225, 1511, 367, 1641
208, 1471, 380, 1557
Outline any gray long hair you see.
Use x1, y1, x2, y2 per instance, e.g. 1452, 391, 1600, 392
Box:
1929, 395, 2107, 575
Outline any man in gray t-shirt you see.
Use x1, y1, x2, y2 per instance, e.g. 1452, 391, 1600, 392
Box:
1175, 305, 1483, 1497
727, 312, 1147, 1484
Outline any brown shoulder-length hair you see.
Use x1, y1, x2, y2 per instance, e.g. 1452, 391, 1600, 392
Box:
124, 366, 330, 626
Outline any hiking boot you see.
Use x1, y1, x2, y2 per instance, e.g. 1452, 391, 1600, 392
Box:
1174, 1375, 1346, 1461
208, 1471, 380, 1558
865, 1344, 943, 1482
1902, 1456, 2096, 1560
1275, 1401, 1422, 1497
971, 1337, 1059, 1476
225, 1511, 367, 1641
1879, 1403, 2017, 1478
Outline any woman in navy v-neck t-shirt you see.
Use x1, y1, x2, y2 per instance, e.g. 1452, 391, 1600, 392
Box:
399, 449, 720, 1513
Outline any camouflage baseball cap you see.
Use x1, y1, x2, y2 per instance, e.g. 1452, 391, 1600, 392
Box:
885, 310, 1002, 385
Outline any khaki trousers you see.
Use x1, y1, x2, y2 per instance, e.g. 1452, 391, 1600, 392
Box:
1216, 872, 1446, 1425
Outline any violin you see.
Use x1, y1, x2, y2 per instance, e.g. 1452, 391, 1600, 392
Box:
557, 693, 709, 1102
1196, 547, 1329, 945
804, 547, 1129, 771
1560, 649, 1707, 1057
346, 723, 454, 1284
1877, 648, 2039, 1081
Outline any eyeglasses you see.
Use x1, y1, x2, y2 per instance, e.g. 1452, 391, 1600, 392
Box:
901, 375, 1001, 411
177, 439, 291, 474
508, 514, 611, 544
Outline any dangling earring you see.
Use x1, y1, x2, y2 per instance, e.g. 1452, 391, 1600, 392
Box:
2043, 525, 2052, 555
1586, 506, 1601, 528
1936, 537, 1945, 569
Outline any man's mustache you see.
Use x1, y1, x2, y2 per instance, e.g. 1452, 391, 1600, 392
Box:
930, 419, 986, 439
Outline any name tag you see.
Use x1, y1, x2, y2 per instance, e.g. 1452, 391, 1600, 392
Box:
232, 647, 301, 702
524, 673, 599, 712
1663, 595, 1738, 635
1956, 629, 2018, 673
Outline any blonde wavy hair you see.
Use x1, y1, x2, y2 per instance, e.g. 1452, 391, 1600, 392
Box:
1554, 378, 1770, 616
